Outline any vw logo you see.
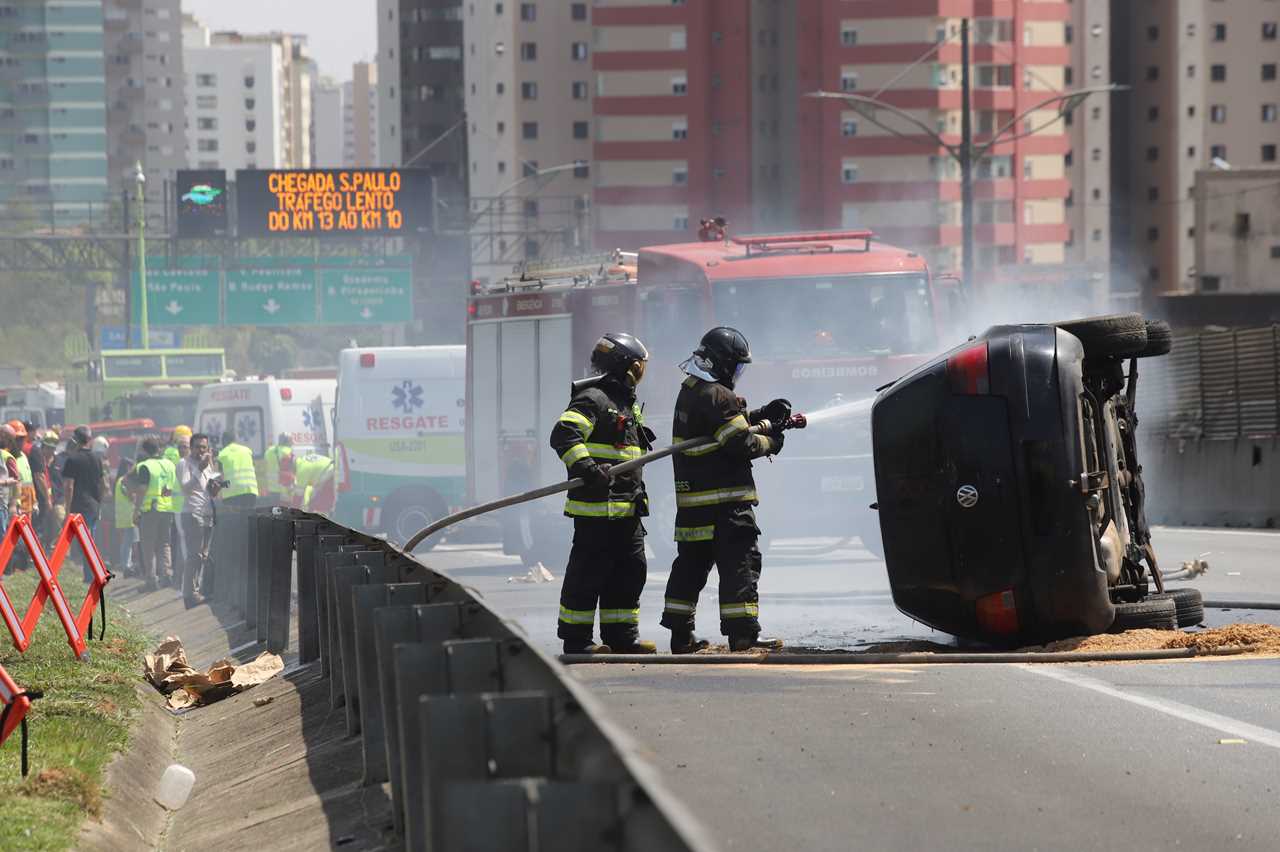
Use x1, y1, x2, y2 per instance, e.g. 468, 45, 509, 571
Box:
956, 484, 980, 508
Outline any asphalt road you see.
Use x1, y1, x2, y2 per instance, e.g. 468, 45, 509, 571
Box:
425, 526, 1280, 850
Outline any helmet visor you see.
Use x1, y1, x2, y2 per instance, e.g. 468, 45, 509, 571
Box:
733, 361, 749, 385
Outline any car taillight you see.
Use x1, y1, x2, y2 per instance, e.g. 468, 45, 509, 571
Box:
975, 589, 1019, 634
947, 341, 990, 394
279, 387, 292, 401
359, 352, 375, 368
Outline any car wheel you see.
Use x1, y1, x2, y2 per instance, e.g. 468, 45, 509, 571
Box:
1110, 597, 1178, 632
386, 488, 445, 552
1055, 313, 1149, 360
1148, 588, 1204, 628
1138, 319, 1173, 358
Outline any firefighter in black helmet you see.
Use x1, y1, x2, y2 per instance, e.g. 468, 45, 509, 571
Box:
548, 332, 658, 655
660, 327, 791, 653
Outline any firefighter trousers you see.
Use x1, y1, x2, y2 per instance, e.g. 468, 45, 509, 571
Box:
558, 517, 647, 646
660, 504, 763, 639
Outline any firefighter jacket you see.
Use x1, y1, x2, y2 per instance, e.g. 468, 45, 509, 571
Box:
670, 375, 779, 542
549, 376, 652, 520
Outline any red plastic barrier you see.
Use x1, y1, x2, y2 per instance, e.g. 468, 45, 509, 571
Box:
0, 514, 112, 661
0, 662, 34, 746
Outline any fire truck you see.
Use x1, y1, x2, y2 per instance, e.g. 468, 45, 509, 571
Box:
465, 231, 960, 567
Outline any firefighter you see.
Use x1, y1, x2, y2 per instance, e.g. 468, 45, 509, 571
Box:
549, 332, 657, 655
660, 327, 790, 653
262, 433, 294, 506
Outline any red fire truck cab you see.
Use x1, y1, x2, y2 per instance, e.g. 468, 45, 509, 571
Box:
466, 231, 956, 567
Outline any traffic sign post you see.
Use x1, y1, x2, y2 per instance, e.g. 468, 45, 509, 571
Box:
319, 267, 413, 325
226, 266, 318, 325
130, 267, 220, 325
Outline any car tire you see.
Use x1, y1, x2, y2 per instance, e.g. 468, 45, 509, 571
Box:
1149, 588, 1204, 627
1110, 597, 1178, 632
1055, 313, 1149, 360
1138, 319, 1173, 358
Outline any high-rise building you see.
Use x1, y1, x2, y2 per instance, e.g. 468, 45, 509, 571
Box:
0, 0, 109, 224
376, 0, 466, 196
313, 77, 345, 167
348, 61, 378, 166
182, 17, 286, 170
1112, 1, 1280, 302
103, 0, 185, 194
463, 0, 594, 280
590, 1, 1106, 288
209, 30, 314, 168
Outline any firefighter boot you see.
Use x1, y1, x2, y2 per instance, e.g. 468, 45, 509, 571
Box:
609, 640, 658, 655
563, 641, 612, 655
729, 634, 784, 652
670, 631, 711, 655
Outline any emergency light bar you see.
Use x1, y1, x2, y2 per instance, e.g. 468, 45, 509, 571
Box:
732, 230, 875, 256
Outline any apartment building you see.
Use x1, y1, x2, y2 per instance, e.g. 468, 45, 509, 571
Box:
591, 1, 1107, 284
1113, 0, 1280, 301
103, 0, 185, 193
210, 30, 313, 168
313, 77, 344, 166
0, 0, 109, 223
348, 61, 378, 166
463, 0, 594, 279
182, 18, 286, 170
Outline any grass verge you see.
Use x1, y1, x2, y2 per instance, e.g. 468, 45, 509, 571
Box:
0, 567, 148, 851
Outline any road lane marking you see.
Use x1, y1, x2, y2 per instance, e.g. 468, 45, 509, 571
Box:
1022, 664, 1280, 749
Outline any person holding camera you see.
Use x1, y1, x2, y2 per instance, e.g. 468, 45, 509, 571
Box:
177, 432, 219, 607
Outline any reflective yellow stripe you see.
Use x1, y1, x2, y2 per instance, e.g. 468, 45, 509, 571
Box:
663, 598, 697, 614
564, 499, 638, 518
558, 410, 594, 436
675, 436, 719, 457
599, 608, 640, 624
720, 601, 760, 618
584, 443, 643, 461
675, 487, 758, 508
674, 525, 715, 542
558, 606, 596, 625
560, 444, 591, 466
714, 414, 749, 444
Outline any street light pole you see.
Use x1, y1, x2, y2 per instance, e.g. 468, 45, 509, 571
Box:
134, 160, 149, 350
959, 18, 975, 294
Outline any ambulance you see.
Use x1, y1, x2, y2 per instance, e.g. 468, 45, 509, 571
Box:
331, 346, 466, 546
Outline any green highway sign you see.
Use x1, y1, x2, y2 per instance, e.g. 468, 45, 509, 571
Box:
132, 267, 220, 325
225, 266, 318, 325
319, 267, 413, 325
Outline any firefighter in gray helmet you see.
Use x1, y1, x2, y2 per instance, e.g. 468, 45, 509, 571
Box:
548, 332, 658, 655
660, 327, 791, 652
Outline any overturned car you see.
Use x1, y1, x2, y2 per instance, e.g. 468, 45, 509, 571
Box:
871, 313, 1201, 644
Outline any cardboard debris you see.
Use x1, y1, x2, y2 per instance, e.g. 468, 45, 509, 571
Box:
144, 636, 284, 712
508, 561, 556, 584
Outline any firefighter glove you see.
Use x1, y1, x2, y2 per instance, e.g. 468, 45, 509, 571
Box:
765, 432, 785, 456
583, 462, 613, 488
760, 398, 792, 425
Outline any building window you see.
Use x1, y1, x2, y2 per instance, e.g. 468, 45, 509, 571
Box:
495, 2, 504, 13
1264, 144, 1278, 162
1147, 105, 1159, 122
1092, 229, 1102, 242
1145, 146, 1158, 162
1271, 245, 1280, 259
1210, 64, 1226, 82
1187, 145, 1196, 158
1210, 104, 1226, 123
571, 81, 588, 100
521, 81, 537, 99
520, 2, 535, 21
524, 199, 538, 216
1147, 226, 1159, 242
1147, 186, 1159, 201
197, 138, 218, 152
1263, 104, 1278, 122
671, 76, 687, 95
571, 3, 586, 21
674, 216, 689, 230
246, 141, 256, 154
522, 121, 537, 139
245, 98, 255, 110
197, 116, 216, 130
672, 167, 687, 185
1146, 25, 1158, 41
1212, 23, 1226, 41
497, 161, 506, 174
1145, 66, 1158, 81
1023, 158, 1033, 178
1187, 105, 1196, 118
523, 161, 539, 177
841, 26, 857, 46
840, 71, 858, 91
244, 75, 255, 88
1265, 22, 1279, 41
841, 162, 858, 183
572, 121, 588, 139
1148, 266, 1159, 281
196, 73, 216, 87
1264, 64, 1278, 81
571, 42, 588, 60
1091, 148, 1102, 162
496, 121, 505, 133
672, 121, 687, 140
841, 119, 857, 137
196, 94, 216, 108
1210, 144, 1227, 159
1187, 64, 1195, 79
520, 42, 536, 60
573, 163, 589, 178
496, 82, 505, 95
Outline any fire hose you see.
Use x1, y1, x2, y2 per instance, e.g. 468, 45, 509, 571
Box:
403, 414, 808, 552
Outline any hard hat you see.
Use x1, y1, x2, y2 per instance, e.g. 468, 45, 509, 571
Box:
41, 433, 59, 448
694, 327, 753, 389
589, 332, 650, 387
6, 419, 26, 438
172, 424, 193, 441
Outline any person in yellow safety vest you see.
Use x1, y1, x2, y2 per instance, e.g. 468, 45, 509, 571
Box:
130, 436, 176, 592
262, 433, 293, 506
216, 430, 259, 508
0, 424, 20, 533
292, 451, 333, 511
164, 426, 191, 569
112, 457, 138, 576
6, 420, 36, 517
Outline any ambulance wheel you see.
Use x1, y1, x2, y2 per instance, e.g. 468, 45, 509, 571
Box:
387, 487, 446, 552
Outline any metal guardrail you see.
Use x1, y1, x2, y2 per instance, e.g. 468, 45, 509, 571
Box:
1141, 324, 1280, 440
209, 505, 713, 852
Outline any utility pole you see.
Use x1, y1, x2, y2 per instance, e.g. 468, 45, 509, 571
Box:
134, 161, 149, 350
960, 18, 975, 295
